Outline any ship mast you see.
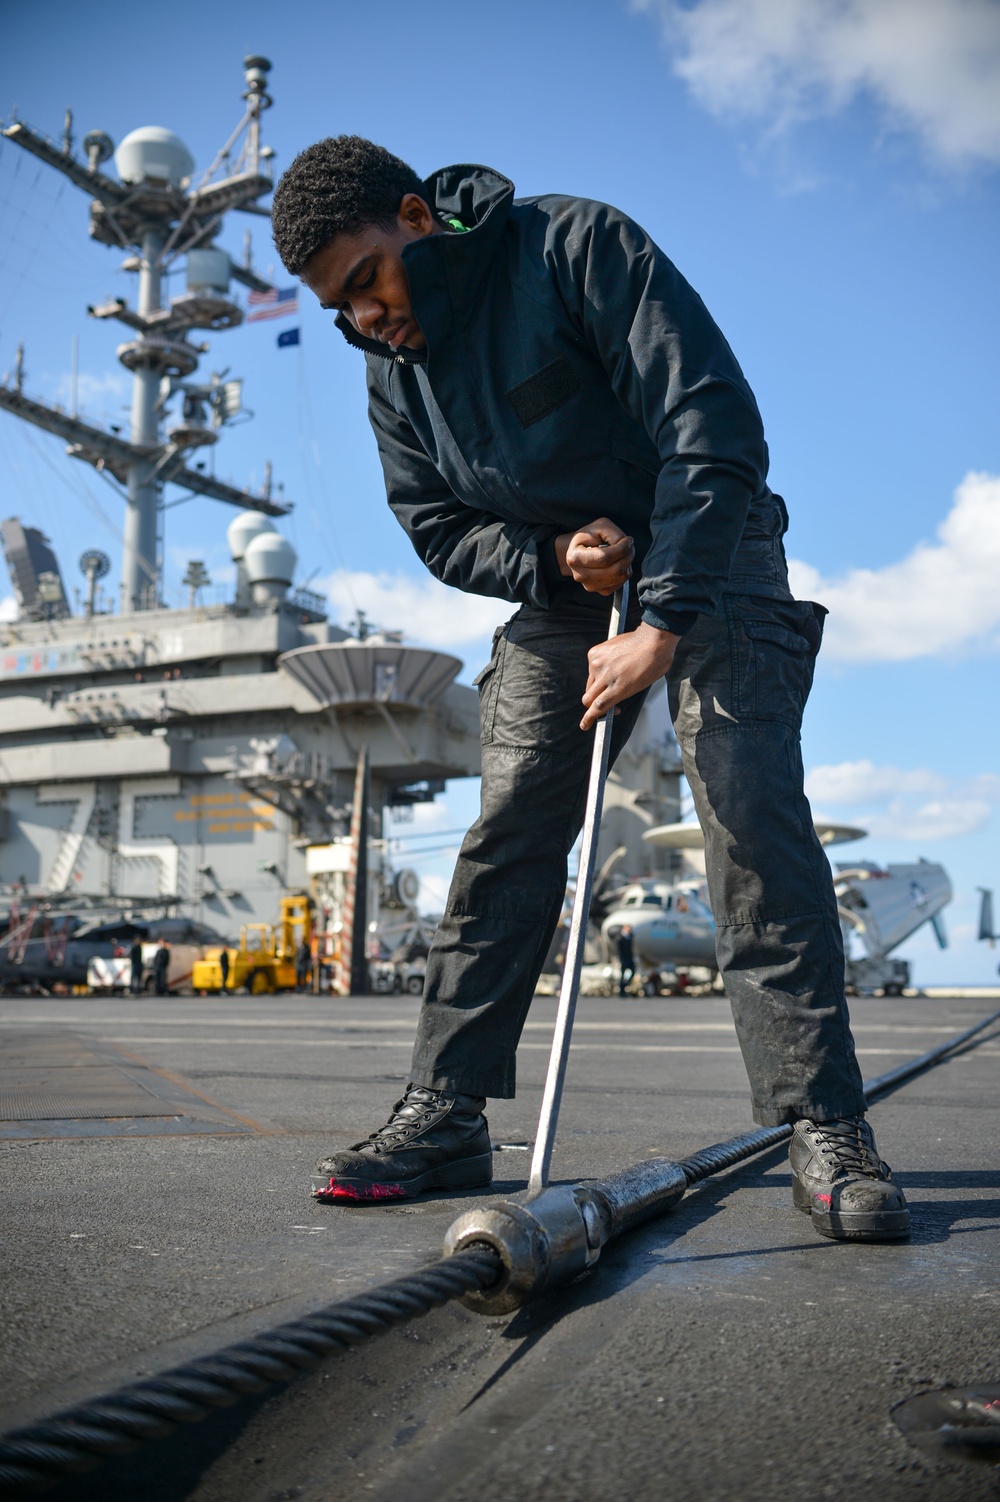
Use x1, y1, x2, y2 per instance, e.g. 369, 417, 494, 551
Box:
0, 55, 290, 612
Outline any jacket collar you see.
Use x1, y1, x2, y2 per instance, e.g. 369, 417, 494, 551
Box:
334, 164, 514, 364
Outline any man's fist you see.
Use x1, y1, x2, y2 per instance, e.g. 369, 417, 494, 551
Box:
554, 517, 634, 596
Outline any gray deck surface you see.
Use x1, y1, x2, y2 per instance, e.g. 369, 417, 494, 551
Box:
0, 991, 997, 1501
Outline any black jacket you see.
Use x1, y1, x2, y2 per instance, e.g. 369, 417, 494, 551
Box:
338, 165, 787, 633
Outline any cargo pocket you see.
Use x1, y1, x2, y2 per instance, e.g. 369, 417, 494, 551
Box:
473, 625, 508, 745
728, 599, 825, 727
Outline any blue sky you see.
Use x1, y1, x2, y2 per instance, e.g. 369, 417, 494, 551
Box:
2, 0, 998, 982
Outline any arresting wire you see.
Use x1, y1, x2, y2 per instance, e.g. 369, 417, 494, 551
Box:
0, 1250, 502, 1497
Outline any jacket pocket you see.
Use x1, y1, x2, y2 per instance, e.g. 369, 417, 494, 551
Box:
728, 599, 825, 726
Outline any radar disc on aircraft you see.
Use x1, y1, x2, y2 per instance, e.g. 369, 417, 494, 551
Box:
643, 820, 868, 849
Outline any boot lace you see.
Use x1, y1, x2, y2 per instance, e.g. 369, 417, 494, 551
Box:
356, 1087, 444, 1150
809, 1117, 883, 1178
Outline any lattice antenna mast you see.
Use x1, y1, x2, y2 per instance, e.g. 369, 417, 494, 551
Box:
0, 56, 289, 614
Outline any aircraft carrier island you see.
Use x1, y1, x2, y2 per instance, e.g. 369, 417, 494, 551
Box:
0, 510, 485, 951
0, 51, 997, 1502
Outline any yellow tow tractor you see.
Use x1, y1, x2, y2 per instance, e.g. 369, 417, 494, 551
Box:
192, 894, 312, 995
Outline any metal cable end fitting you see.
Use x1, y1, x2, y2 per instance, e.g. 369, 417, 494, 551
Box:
443, 1159, 688, 1316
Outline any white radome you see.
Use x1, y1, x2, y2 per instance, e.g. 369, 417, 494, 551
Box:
114, 126, 195, 187
243, 530, 297, 585
226, 510, 276, 563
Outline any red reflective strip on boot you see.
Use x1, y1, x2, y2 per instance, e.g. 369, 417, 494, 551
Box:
313, 1179, 407, 1202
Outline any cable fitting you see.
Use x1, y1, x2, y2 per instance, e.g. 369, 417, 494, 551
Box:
443, 1158, 688, 1316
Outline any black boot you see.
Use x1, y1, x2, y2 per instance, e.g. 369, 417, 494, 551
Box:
790, 1115, 909, 1241
311, 1085, 492, 1203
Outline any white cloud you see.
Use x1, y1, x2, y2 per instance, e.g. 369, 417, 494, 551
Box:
385, 797, 458, 838
806, 758, 1000, 841
415, 872, 452, 915
788, 471, 1000, 661
806, 759, 947, 804
637, 0, 1000, 168
965, 773, 1000, 802
321, 567, 512, 656
872, 798, 993, 841
53, 370, 129, 413
0, 595, 17, 622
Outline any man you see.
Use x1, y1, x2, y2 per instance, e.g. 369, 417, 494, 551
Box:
128, 935, 144, 996
152, 938, 170, 997
617, 926, 635, 998
271, 137, 909, 1243
296, 937, 312, 993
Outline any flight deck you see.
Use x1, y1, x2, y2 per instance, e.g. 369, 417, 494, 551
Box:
1, 988, 997, 1500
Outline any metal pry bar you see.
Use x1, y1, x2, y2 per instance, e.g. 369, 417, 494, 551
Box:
528, 580, 630, 1197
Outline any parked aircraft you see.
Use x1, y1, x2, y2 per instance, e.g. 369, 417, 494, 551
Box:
597, 821, 955, 995
599, 878, 716, 993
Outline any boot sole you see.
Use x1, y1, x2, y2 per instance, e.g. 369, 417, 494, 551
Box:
311, 1151, 493, 1204
792, 1175, 910, 1241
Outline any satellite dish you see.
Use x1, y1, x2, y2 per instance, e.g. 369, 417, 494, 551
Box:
79, 549, 111, 580
83, 130, 114, 171
79, 549, 111, 618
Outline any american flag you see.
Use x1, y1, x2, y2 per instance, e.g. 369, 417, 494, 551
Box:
246, 286, 299, 323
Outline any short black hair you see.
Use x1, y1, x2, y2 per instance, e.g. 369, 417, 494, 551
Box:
271, 135, 424, 274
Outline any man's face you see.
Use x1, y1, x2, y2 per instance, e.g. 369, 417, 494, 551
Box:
300, 192, 440, 352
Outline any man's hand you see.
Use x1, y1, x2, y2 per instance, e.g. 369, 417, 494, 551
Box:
554, 517, 633, 596
581, 622, 679, 730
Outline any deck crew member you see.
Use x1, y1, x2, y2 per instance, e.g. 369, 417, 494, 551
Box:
271, 137, 909, 1243
617, 926, 635, 998
152, 938, 170, 998
129, 936, 144, 996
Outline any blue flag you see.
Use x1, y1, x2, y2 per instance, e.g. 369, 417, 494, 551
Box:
277, 327, 300, 349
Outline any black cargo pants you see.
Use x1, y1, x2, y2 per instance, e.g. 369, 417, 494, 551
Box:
410, 588, 867, 1128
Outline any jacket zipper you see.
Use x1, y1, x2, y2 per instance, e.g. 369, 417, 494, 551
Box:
336, 316, 426, 366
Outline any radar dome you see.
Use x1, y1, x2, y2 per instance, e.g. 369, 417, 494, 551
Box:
115, 127, 194, 187
244, 531, 297, 605
227, 510, 276, 563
